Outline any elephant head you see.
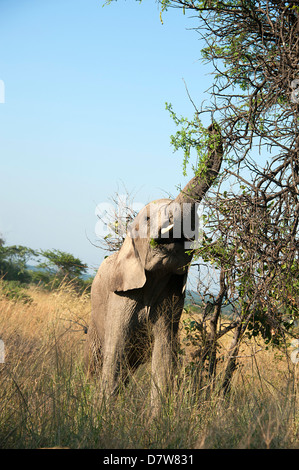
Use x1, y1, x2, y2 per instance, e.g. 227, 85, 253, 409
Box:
110, 123, 223, 293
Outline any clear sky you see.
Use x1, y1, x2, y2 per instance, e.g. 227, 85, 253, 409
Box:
0, 0, 214, 274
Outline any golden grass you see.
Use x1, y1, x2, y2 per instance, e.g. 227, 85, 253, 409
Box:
0, 282, 89, 372
0, 282, 298, 449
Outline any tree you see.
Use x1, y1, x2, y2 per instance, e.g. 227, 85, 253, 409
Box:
0, 243, 37, 283
160, 0, 299, 391
38, 249, 88, 280
94, 186, 140, 253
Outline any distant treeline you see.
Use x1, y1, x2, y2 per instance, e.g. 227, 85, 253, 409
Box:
0, 238, 94, 301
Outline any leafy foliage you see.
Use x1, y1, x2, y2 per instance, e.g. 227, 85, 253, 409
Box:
38, 249, 88, 279
0, 244, 37, 283
0, 237, 92, 294
166, 103, 223, 180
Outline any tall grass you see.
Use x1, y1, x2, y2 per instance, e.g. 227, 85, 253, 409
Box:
0, 281, 298, 449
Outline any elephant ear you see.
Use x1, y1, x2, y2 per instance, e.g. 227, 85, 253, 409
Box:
110, 235, 146, 292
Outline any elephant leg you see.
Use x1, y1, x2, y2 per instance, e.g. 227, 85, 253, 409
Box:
84, 319, 102, 375
100, 295, 140, 398
150, 314, 179, 410
101, 335, 127, 397
127, 321, 150, 373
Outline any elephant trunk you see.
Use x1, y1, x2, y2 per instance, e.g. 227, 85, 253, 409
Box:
174, 123, 223, 207
171, 123, 223, 241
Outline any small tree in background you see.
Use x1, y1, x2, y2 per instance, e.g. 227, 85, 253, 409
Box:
96, 186, 140, 253
0, 239, 38, 302
38, 249, 88, 279
36, 249, 90, 291
0, 242, 38, 283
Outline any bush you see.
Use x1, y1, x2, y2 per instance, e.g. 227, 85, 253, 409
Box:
0, 280, 33, 304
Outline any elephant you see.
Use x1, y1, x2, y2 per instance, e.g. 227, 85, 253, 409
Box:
85, 124, 223, 408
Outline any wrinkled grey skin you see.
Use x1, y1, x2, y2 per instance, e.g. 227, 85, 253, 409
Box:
85, 124, 223, 407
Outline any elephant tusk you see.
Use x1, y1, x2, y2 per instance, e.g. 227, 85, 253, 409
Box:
182, 273, 187, 293
161, 223, 174, 235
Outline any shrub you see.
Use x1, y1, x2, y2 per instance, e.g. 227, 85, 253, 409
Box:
0, 280, 33, 304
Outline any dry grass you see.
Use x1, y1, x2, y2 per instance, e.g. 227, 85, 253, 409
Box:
0, 282, 298, 449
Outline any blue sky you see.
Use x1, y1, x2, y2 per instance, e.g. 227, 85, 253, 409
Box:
0, 0, 214, 273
